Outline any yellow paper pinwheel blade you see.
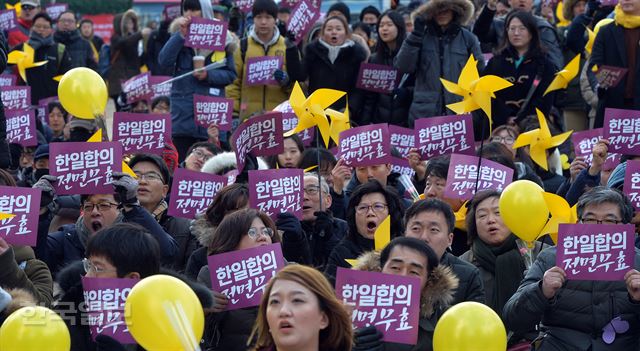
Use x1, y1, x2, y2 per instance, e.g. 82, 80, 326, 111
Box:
87, 129, 102, 142
7, 50, 25, 64
290, 82, 306, 107
457, 55, 480, 90
345, 258, 358, 267
530, 143, 550, 171
475, 75, 513, 94
512, 129, 537, 149
0, 213, 16, 220
326, 108, 350, 146
535, 109, 551, 137
310, 104, 331, 146
540, 192, 572, 243
374, 215, 391, 251
549, 130, 573, 149
440, 78, 467, 96
561, 54, 581, 81
122, 162, 137, 179
308, 88, 345, 110
454, 202, 468, 231
29, 60, 48, 68
304, 165, 318, 172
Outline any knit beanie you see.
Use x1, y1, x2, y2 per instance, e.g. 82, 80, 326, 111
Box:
607, 161, 627, 190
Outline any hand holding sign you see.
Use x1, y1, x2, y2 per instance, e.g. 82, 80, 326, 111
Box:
624, 270, 640, 302
541, 266, 567, 299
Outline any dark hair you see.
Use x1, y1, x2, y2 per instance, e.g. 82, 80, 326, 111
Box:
465, 189, 501, 245
59, 10, 77, 21
404, 199, 455, 234
252, 0, 278, 18
360, 5, 381, 21
346, 180, 405, 241
0, 169, 16, 186
425, 155, 450, 179
351, 22, 371, 39
380, 237, 439, 273
204, 183, 250, 227
477, 142, 518, 182
207, 208, 280, 255
48, 102, 68, 122
327, 2, 351, 22
86, 223, 161, 278
498, 10, 544, 58
128, 153, 171, 185
278, 6, 291, 14
375, 10, 406, 56
298, 148, 337, 174
577, 186, 635, 224
186, 141, 222, 157
266, 134, 304, 168
79, 19, 94, 27
182, 0, 202, 12
151, 96, 170, 111
33, 13, 54, 26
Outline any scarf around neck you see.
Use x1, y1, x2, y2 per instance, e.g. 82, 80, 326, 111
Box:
319, 38, 354, 64
615, 5, 640, 29
28, 32, 55, 50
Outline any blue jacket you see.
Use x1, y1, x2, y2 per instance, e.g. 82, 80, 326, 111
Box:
158, 31, 236, 138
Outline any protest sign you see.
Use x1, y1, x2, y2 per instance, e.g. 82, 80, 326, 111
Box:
193, 94, 233, 131
208, 243, 285, 310
0, 186, 41, 246
571, 128, 621, 168
149, 76, 172, 100
336, 268, 421, 345
391, 157, 415, 179
6, 109, 37, 147
112, 113, 171, 155
624, 160, 640, 211
163, 4, 182, 20
231, 112, 284, 172
236, 0, 256, 13
287, 0, 321, 44
356, 63, 399, 94
185, 17, 227, 51
444, 154, 513, 200
1, 86, 30, 111
339, 124, 391, 167
415, 114, 474, 159
0, 9, 17, 31
389, 125, 415, 158
122, 72, 151, 104
557, 223, 635, 280
0, 74, 16, 88
603, 108, 640, 155
245, 56, 283, 86
51, 142, 123, 195
281, 112, 313, 146
595, 66, 627, 89
249, 169, 303, 219
37, 97, 59, 125
45, 3, 68, 20
168, 168, 228, 219
82, 277, 138, 344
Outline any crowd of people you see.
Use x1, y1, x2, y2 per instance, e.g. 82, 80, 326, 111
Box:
0, 0, 640, 350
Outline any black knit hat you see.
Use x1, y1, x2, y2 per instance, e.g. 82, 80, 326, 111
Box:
328, 2, 351, 23
359, 5, 380, 21
252, 0, 278, 19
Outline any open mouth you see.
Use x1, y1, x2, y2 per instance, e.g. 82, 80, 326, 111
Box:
329, 36, 339, 44
367, 220, 377, 230
279, 321, 293, 331
91, 221, 103, 232
303, 205, 312, 211
488, 226, 499, 235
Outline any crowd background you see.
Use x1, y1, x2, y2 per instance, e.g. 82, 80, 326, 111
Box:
0, 0, 640, 350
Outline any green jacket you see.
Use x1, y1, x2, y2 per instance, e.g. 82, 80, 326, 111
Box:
0, 245, 53, 307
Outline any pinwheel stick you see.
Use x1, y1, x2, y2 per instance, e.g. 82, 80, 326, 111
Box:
473, 118, 488, 195
315, 127, 323, 212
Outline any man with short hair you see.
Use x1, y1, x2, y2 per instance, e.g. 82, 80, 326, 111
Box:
504, 187, 640, 349
8, 0, 40, 48
182, 141, 221, 171
54, 11, 97, 70
79, 19, 104, 53
404, 198, 485, 305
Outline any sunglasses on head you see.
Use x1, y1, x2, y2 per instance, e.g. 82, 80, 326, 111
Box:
21, 4, 36, 10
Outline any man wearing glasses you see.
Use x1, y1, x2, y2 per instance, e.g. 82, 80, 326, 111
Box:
32, 171, 178, 278
8, 0, 40, 48
54, 11, 97, 70
181, 142, 220, 171
504, 187, 640, 350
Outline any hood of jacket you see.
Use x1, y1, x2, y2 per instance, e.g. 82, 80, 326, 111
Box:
0, 288, 37, 322
114, 9, 138, 37
352, 251, 459, 318
563, 0, 581, 21
200, 151, 268, 175
413, 0, 474, 27
191, 215, 216, 247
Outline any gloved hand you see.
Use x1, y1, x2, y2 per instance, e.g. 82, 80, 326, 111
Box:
273, 69, 290, 86
32, 175, 58, 209
313, 211, 333, 238
95, 334, 127, 351
276, 212, 304, 241
111, 172, 139, 206
353, 326, 384, 351
412, 15, 427, 37
586, 0, 601, 17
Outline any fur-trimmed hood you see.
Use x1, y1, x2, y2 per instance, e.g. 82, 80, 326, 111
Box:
413, 0, 474, 27
191, 215, 216, 247
352, 251, 459, 318
200, 151, 268, 175
113, 9, 138, 37
0, 288, 37, 322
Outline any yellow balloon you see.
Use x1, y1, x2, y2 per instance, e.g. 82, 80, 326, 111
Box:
57, 67, 108, 119
0, 306, 71, 351
499, 180, 549, 242
125, 275, 204, 350
433, 302, 506, 351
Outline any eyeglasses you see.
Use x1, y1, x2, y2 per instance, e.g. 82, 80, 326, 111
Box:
134, 172, 164, 183
83, 258, 117, 274
191, 149, 212, 162
507, 26, 528, 34
355, 202, 388, 215
303, 185, 322, 195
579, 218, 622, 225
491, 136, 515, 145
83, 202, 119, 212
21, 4, 36, 10
33, 24, 52, 31
247, 227, 274, 240
58, 18, 76, 24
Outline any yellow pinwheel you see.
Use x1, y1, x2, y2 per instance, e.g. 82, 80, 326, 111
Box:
0, 213, 16, 221
540, 192, 576, 244
8, 43, 48, 82
325, 103, 351, 147
345, 215, 391, 266
87, 130, 137, 179
5, 2, 20, 18
513, 109, 573, 171
284, 81, 345, 148
454, 202, 468, 231
440, 55, 513, 132
544, 54, 581, 96
586, 18, 614, 56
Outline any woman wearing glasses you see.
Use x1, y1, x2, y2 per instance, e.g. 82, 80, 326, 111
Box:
324, 180, 405, 284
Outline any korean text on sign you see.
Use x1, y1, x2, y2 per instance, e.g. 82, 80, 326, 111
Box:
209, 243, 285, 310
113, 112, 170, 155
185, 17, 228, 51
0, 186, 41, 246
122, 72, 151, 104
556, 223, 635, 281
443, 154, 514, 201
282, 113, 313, 146
6, 109, 37, 147
0, 74, 16, 88
389, 125, 415, 158
571, 128, 621, 168
231, 112, 284, 172
168, 168, 227, 219
45, 3, 69, 20
245, 56, 283, 86
0, 10, 17, 31
236, 0, 255, 13
193, 94, 233, 131
356, 63, 399, 94
1, 86, 30, 111
50, 142, 123, 195
150, 76, 172, 100
624, 160, 640, 211
288, 0, 321, 44
414, 114, 474, 159
249, 169, 303, 220
335, 268, 421, 345
339, 123, 391, 167
82, 277, 138, 344
603, 108, 640, 156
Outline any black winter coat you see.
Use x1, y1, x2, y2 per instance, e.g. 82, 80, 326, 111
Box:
158, 209, 199, 273
325, 234, 375, 284
146, 20, 173, 76
301, 215, 348, 270
441, 251, 485, 305
54, 30, 97, 70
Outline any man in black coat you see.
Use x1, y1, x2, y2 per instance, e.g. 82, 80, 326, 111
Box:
54, 11, 97, 70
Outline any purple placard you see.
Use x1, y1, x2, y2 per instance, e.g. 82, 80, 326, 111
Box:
389, 125, 415, 158
50, 142, 123, 195
6, 109, 37, 147
122, 72, 151, 104
603, 108, 640, 156
356, 63, 399, 94
185, 17, 228, 51
149, 76, 172, 100
0, 10, 17, 32
443, 154, 514, 200
596, 66, 627, 89
168, 168, 228, 219
624, 160, 640, 211
571, 128, 621, 168
391, 157, 416, 179
600, 0, 618, 6
245, 56, 283, 86
37, 96, 59, 125
557, 223, 635, 281
82, 277, 138, 344
335, 268, 421, 345
231, 112, 284, 172
339, 123, 392, 167
112, 112, 171, 155
414, 114, 475, 159
236, 0, 255, 13
163, 4, 182, 20
45, 3, 68, 21
1, 86, 30, 111
288, 0, 321, 44
0, 186, 41, 246
249, 169, 303, 219
282, 112, 313, 147
208, 243, 285, 310
193, 94, 233, 131
0, 74, 17, 87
